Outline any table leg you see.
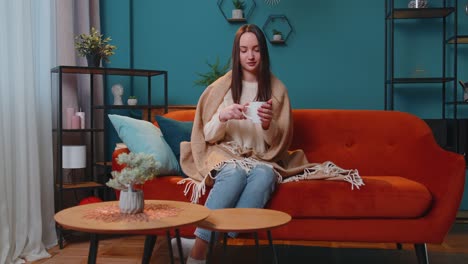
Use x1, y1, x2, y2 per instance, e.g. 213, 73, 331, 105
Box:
223, 233, 228, 261
175, 229, 185, 264
166, 230, 175, 264
267, 230, 278, 264
254, 232, 261, 264
57, 226, 64, 249
206, 231, 216, 264
142, 235, 157, 264
88, 233, 99, 264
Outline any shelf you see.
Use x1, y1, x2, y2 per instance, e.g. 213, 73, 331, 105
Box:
226, 18, 247, 23
51, 66, 166, 77
93, 104, 166, 110
95, 161, 112, 167
387, 8, 455, 19
387, 77, 455, 84
59, 181, 105, 190
53, 128, 104, 132
447, 35, 468, 44
270, 40, 285, 45
446, 101, 468, 105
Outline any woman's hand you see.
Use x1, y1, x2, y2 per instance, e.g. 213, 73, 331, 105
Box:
219, 104, 246, 122
259, 99, 273, 130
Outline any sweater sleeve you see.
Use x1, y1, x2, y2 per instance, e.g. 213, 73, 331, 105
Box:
203, 111, 227, 143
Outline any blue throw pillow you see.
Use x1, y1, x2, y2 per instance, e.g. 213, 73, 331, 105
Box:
155, 115, 193, 177
108, 114, 180, 176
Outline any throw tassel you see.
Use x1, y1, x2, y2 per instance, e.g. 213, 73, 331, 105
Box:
178, 178, 206, 204
282, 161, 365, 190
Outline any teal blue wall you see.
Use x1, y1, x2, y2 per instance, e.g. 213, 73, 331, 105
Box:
101, 0, 468, 210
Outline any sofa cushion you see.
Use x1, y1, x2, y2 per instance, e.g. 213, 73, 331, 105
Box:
108, 114, 180, 176
155, 115, 193, 177
137, 175, 431, 219
268, 176, 432, 219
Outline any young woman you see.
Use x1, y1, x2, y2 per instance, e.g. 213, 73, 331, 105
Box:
177, 24, 363, 264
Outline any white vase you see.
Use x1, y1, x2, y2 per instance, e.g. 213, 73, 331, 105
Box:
408, 0, 428, 8
127, 98, 138, 105
273, 34, 282, 41
232, 9, 243, 19
119, 189, 144, 214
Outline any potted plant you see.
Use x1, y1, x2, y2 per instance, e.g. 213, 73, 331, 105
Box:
194, 57, 231, 87
107, 152, 159, 214
272, 29, 283, 41
127, 95, 138, 105
232, 0, 245, 19
75, 27, 117, 67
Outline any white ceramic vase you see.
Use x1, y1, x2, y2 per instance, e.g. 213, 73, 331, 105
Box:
119, 189, 144, 214
408, 0, 428, 8
273, 34, 282, 41
232, 9, 243, 19
127, 98, 138, 105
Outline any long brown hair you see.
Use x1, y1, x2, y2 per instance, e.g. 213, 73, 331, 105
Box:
230, 24, 271, 104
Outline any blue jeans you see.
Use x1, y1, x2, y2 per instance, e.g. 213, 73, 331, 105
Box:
194, 163, 277, 242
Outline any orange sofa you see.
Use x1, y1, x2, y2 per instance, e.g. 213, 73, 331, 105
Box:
112, 109, 466, 263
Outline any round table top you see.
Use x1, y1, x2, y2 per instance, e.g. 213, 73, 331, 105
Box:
54, 200, 210, 234
196, 208, 291, 233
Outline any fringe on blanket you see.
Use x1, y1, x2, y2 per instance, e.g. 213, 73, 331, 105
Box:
280, 161, 365, 190
178, 159, 364, 204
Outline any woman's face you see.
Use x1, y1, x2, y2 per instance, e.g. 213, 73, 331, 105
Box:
239, 32, 261, 77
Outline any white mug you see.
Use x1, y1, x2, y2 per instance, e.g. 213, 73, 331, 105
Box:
243, 101, 265, 124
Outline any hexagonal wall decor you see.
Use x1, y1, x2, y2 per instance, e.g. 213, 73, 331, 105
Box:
262, 15, 293, 45
217, 0, 256, 23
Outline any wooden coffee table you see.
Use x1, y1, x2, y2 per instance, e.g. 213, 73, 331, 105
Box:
196, 208, 291, 264
54, 200, 210, 264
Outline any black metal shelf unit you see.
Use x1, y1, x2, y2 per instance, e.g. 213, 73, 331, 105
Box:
385, 1, 467, 164
384, 2, 457, 116
50, 66, 168, 248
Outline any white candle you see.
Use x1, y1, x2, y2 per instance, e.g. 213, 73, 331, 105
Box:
76, 111, 85, 129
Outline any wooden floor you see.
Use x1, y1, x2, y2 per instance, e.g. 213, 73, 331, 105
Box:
31, 222, 468, 264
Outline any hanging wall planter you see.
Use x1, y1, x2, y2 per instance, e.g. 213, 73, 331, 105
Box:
218, 0, 256, 23
262, 15, 293, 45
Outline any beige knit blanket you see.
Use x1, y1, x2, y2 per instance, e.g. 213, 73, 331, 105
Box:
179, 71, 364, 203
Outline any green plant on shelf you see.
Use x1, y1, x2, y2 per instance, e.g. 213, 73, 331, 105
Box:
233, 0, 245, 10
74, 27, 116, 63
128, 95, 137, 99
272, 29, 283, 36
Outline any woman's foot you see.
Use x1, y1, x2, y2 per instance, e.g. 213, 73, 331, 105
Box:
187, 256, 206, 264
170, 237, 195, 260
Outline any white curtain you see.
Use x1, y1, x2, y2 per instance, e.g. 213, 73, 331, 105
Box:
56, 0, 104, 170
0, 0, 57, 263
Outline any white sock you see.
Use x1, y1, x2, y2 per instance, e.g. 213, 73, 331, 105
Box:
187, 256, 206, 264
171, 237, 195, 259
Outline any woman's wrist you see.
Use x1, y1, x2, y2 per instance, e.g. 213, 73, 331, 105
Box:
218, 112, 227, 123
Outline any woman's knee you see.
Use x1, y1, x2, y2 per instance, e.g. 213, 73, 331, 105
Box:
249, 165, 277, 189
215, 163, 247, 186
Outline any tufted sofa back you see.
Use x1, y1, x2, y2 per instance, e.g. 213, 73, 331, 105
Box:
164, 109, 456, 181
